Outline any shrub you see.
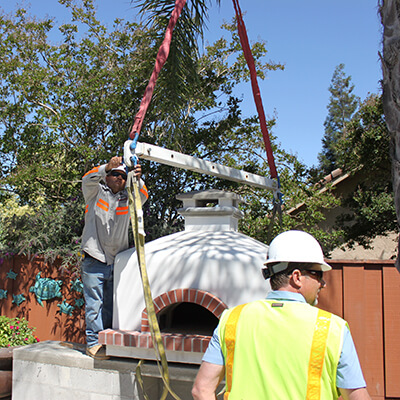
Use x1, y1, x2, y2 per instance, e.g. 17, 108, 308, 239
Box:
0, 316, 39, 347
0, 196, 85, 273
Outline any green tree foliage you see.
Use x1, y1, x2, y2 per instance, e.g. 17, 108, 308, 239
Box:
0, 2, 158, 203
0, 195, 84, 270
0, 0, 342, 265
318, 64, 360, 175
289, 93, 394, 255
238, 148, 342, 255
334, 94, 396, 249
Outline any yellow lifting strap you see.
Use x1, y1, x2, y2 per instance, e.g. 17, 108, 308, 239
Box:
127, 173, 181, 400
223, 304, 332, 400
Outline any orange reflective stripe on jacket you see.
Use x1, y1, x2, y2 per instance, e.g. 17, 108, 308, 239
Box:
140, 184, 149, 199
96, 198, 109, 212
82, 166, 99, 178
116, 206, 129, 215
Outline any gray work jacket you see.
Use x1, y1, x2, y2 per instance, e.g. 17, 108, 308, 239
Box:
81, 164, 148, 265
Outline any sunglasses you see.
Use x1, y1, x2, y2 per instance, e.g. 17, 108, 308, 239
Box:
303, 270, 324, 282
109, 171, 127, 179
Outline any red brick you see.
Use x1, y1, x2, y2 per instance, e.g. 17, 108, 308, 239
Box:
201, 337, 211, 352
161, 292, 170, 307
175, 289, 183, 303
106, 332, 114, 345
192, 338, 202, 353
139, 334, 148, 348
198, 291, 207, 306
208, 298, 221, 313
114, 332, 122, 346
129, 332, 140, 347
189, 289, 197, 302
202, 339, 211, 352
141, 321, 150, 332
166, 291, 173, 304
195, 290, 209, 304
213, 303, 227, 318
123, 334, 131, 346
193, 290, 199, 304
173, 335, 184, 351
183, 338, 193, 352
204, 294, 216, 309
154, 297, 163, 311
164, 335, 174, 351
183, 289, 189, 302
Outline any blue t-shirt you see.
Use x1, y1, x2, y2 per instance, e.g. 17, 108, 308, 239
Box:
202, 291, 366, 390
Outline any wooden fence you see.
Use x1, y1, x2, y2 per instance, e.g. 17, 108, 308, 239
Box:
318, 260, 400, 400
0, 256, 399, 399
0, 256, 85, 344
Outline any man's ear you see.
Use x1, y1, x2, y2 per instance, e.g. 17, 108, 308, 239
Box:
290, 269, 303, 289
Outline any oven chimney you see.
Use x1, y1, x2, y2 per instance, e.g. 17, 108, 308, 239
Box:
176, 189, 244, 232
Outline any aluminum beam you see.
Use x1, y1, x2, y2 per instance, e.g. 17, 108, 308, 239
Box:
125, 141, 277, 191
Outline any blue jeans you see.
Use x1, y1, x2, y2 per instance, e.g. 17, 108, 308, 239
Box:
81, 254, 114, 348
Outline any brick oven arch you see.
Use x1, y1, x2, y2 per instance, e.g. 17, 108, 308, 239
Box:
141, 288, 228, 332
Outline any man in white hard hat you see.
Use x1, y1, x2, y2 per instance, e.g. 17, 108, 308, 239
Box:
81, 156, 148, 359
192, 230, 371, 400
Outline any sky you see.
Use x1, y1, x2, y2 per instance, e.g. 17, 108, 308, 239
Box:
1, 0, 382, 167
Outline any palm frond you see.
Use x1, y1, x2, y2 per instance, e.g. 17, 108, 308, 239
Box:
131, 0, 221, 128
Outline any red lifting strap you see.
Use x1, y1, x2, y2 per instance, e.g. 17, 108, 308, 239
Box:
130, 0, 187, 139
232, 0, 278, 179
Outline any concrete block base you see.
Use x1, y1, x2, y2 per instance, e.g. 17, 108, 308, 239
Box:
12, 341, 202, 400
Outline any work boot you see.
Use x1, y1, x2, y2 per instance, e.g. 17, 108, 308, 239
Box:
86, 344, 110, 360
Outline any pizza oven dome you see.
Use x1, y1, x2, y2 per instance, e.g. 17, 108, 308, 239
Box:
113, 189, 270, 334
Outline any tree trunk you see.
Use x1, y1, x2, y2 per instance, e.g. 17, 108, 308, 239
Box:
380, 0, 400, 272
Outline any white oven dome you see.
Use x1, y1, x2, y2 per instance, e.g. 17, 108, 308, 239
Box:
113, 190, 270, 331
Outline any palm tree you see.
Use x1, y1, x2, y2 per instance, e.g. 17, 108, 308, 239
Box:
131, 0, 220, 135
380, 0, 400, 272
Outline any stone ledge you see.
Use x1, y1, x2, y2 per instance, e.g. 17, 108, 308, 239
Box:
13, 341, 200, 380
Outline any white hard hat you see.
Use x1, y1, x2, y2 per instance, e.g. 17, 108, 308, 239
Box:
262, 230, 331, 279
108, 164, 127, 176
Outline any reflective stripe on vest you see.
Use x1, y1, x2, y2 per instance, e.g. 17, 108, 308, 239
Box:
224, 303, 247, 400
307, 309, 332, 400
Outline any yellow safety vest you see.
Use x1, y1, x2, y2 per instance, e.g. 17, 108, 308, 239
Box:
219, 300, 347, 400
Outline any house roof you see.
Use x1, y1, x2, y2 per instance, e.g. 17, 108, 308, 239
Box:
287, 168, 350, 215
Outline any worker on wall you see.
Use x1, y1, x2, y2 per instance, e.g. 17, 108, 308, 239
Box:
81, 156, 148, 360
192, 230, 371, 400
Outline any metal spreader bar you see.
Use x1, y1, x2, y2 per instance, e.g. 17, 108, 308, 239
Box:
124, 140, 277, 191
